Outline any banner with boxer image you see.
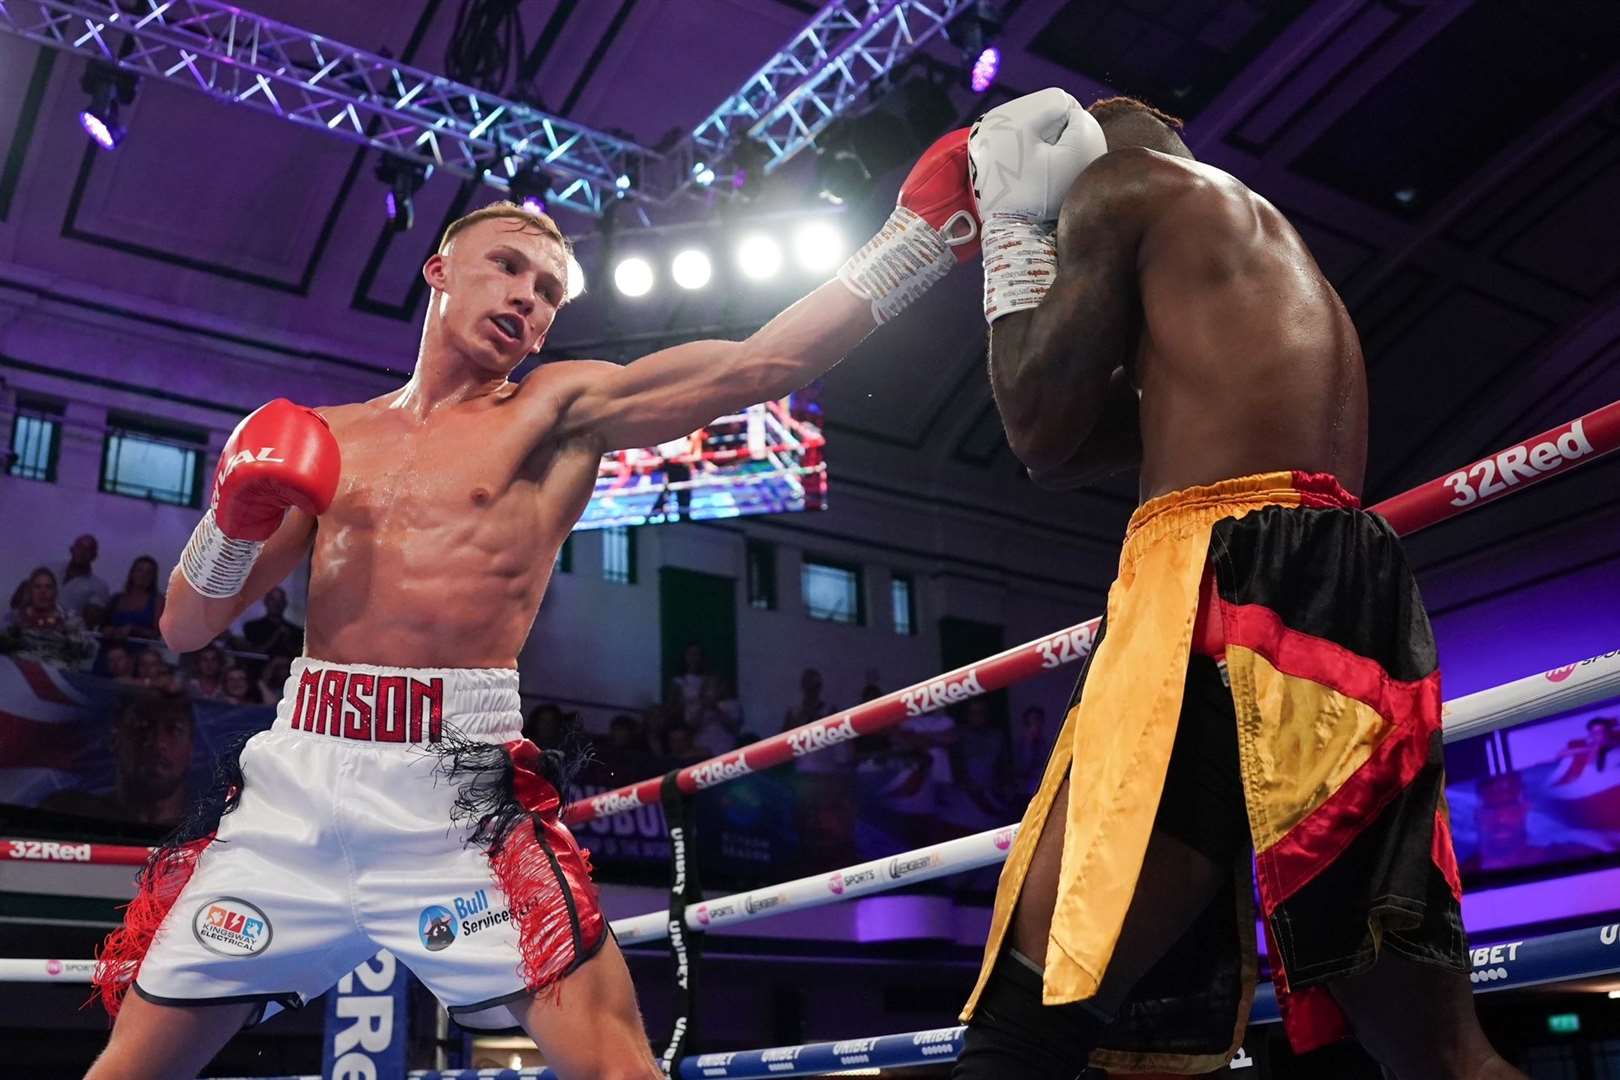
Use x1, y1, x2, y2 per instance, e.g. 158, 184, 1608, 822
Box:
1447, 699, 1620, 877
0, 656, 273, 831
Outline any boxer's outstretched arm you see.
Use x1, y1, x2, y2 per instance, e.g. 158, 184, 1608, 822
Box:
989, 148, 1175, 472
160, 508, 316, 653
558, 280, 875, 451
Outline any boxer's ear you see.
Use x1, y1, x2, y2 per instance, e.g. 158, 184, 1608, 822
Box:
423, 252, 449, 291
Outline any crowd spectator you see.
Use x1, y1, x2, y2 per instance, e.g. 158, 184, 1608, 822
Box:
135, 649, 181, 695
692, 676, 743, 757
221, 666, 261, 705
1010, 704, 1050, 798
525, 702, 563, 748
639, 702, 674, 757
258, 655, 294, 705
241, 586, 303, 661
103, 555, 165, 642
101, 642, 139, 684
668, 642, 707, 724
185, 644, 229, 700
664, 724, 702, 764
52, 534, 112, 629
955, 699, 1011, 816
2, 566, 95, 668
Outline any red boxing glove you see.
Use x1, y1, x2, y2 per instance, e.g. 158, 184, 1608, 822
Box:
837, 128, 980, 323
180, 399, 340, 597
213, 399, 340, 541
897, 127, 981, 262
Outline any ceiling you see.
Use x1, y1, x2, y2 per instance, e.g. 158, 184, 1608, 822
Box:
1, 0, 1618, 553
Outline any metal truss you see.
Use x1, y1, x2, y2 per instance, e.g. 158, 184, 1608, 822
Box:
0, 0, 666, 216
680, 0, 976, 184
0, 0, 975, 215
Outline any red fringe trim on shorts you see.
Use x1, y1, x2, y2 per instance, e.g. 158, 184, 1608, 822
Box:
91, 835, 215, 1019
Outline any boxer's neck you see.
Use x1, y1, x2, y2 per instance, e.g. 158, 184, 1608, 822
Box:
397, 343, 514, 417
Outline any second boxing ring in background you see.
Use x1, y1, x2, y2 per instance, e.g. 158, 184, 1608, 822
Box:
2, 399, 1618, 1079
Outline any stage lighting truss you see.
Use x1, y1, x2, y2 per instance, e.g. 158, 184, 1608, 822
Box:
0, 0, 661, 217
583, 399, 826, 530
2, 0, 982, 216
679, 0, 979, 187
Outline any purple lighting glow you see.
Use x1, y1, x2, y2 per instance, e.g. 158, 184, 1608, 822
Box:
520, 195, 546, 215
79, 109, 123, 151
970, 46, 1000, 94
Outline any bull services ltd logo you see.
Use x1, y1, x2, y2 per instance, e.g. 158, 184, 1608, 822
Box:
192, 898, 272, 957
419, 905, 457, 952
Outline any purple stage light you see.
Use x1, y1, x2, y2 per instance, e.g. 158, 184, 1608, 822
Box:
79, 109, 123, 150
520, 194, 546, 215
385, 190, 398, 221
970, 46, 1000, 94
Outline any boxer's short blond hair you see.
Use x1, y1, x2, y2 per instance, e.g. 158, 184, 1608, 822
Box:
438, 200, 571, 258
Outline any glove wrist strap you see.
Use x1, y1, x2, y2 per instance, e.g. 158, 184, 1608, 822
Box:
982, 215, 1057, 323
837, 207, 955, 324
179, 508, 263, 599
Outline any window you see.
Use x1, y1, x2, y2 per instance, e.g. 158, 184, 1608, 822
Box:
746, 540, 777, 610
602, 526, 636, 584
7, 399, 62, 482
891, 573, 915, 636
100, 417, 206, 507
802, 556, 863, 625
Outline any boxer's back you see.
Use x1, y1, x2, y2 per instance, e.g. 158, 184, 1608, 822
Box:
1127, 154, 1368, 500
306, 376, 601, 668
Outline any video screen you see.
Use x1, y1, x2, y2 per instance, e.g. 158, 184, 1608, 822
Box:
576, 395, 826, 531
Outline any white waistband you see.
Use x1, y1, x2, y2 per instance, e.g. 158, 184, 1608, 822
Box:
273, 657, 523, 745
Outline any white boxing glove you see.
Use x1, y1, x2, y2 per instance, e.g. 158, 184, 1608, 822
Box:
968, 88, 1107, 322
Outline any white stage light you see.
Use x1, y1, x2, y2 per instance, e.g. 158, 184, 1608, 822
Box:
565, 253, 586, 301
613, 256, 654, 298
671, 248, 713, 290
793, 222, 846, 272
737, 234, 783, 281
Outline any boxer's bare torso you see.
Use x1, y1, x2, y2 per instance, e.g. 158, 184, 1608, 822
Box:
303, 377, 601, 669
994, 148, 1368, 501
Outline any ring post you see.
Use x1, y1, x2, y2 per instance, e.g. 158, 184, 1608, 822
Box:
658, 770, 703, 1074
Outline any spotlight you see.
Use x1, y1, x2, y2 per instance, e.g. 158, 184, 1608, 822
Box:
510, 163, 553, 215
950, 2, 1006, 93
736, 234, 783, 281
671, 248, 713, 290
793, 222, 846, 272
615, 173, 632, 196
78, 63, 135, 151
691, 161, 717, 188
613, 256, 654, 298
376, 155, 429, 233
970, 46, 1001, 94
565, 252, 586, 301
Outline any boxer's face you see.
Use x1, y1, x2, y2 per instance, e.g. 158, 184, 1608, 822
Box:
426, 217, 568, 373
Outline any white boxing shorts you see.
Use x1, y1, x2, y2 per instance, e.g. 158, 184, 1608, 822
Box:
105, 658, 606, 1030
